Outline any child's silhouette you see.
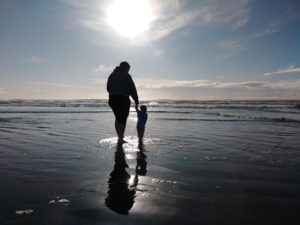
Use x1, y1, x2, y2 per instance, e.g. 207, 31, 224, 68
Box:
135, 105, 148, 141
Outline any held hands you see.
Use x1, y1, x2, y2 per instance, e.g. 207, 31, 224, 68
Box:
135, 104, 139, 112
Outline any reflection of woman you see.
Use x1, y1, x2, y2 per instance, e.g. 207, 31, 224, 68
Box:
105, 142, 148, 215
105, 144, 135, 215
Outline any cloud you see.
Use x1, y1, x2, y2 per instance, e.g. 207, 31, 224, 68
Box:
132, 78, 300, 100
265, 79, 300, 90
27, 56, 48, 64
134, 78, 300, 90
144, 0, 201, 40
146, 0, 250, 40
254, 24, 281, 39
63, 0, 251, 42
218, 1, 300, 58
94, 64, 114, 73
264, 65, 300, 76
136, 79, 212, 89
32, 81, 91, 89
254, 1, 300, 39
219, 40, 244, 58
62, 0, 109, 32
193, 0, 250, 29
5, 78, 300, 100
213, 81, 269, 89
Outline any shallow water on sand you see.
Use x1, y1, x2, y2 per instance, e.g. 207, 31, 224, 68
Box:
1, 100, 300, 225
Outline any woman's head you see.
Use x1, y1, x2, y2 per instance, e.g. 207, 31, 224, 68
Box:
119, 61, 130, 73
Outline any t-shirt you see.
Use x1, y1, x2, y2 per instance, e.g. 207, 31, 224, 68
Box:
137, 111, 148, 130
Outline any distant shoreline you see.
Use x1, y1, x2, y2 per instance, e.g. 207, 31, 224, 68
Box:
1, 98, 300, 102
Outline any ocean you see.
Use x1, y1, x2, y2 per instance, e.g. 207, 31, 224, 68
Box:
0, 99, 300, 225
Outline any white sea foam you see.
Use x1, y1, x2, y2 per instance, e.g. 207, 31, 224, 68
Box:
15, 209, 34, 215
49, 198, 70, 205
99, 137, 119, 148
57, 199, 70, 203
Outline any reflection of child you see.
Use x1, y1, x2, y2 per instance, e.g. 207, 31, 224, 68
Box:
135, 105, 148, 140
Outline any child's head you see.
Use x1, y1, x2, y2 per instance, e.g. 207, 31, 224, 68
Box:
140, 105, 147, 112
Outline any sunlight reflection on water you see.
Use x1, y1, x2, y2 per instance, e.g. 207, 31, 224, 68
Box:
99, 136, 160, 150
99, 136, 161, 160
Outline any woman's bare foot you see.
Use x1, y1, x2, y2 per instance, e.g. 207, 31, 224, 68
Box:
117, 139, 127, 144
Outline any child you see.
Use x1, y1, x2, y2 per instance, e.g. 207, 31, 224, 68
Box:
135, 104, 148, 141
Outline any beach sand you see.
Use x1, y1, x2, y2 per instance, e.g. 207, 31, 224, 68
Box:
1, 100, 300, 225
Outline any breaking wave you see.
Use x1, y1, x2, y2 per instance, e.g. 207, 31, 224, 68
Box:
219, 113, 300, 123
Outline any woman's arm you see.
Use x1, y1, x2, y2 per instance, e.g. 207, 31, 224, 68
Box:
135, 104, 139, 112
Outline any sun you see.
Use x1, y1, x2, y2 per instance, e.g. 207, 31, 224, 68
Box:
107, 0, 153, 38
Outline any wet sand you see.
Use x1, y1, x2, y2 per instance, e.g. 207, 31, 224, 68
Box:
1, 100, 300, 225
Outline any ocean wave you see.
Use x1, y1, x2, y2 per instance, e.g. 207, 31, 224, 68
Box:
155, 118, 246, 122
219, 113, 300, 123
0, 99, 108, 108
0, 99, 299, 109
0, 110, 110, 114
147, 104, 300, 110
0, 118, 11, 122
0, 110, 192, 114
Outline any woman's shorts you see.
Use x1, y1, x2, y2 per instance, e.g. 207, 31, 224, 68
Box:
109, 95, 130, 124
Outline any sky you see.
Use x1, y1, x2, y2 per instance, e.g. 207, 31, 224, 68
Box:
1, 0, 300, 100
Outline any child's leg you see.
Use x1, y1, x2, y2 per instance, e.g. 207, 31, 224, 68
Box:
137, 129, 144, 140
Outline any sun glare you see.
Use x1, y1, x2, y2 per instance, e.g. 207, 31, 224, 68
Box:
107, 0, 153, 38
